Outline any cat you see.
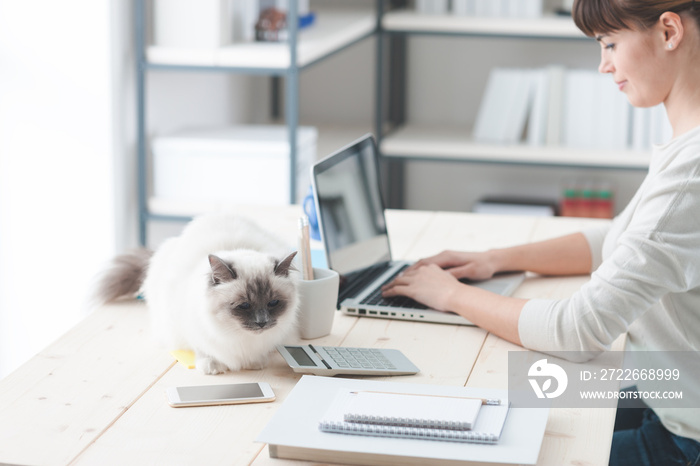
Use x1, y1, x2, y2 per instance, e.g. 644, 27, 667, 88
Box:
93, 214, 300, 374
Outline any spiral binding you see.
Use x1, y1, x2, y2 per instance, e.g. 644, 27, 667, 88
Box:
319, 420, 499, 444
343, 414, 472, 430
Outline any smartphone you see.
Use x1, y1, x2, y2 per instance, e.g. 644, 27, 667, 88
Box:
165, 382, 275, 408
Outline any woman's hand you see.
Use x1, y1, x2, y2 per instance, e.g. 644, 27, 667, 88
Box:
381, 263, 463, 311
404, 250, 500, 281
382, 261, 526, 346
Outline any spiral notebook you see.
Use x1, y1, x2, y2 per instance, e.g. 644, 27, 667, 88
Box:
258, 375, 549, 465
319, 389, 510, 444
341, 390, 487, 430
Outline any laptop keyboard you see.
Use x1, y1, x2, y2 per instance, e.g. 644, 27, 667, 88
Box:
339, 262, 394, 302
359, 265, 428, 310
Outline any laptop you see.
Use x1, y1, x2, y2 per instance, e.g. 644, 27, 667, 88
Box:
311, 134, 524, 325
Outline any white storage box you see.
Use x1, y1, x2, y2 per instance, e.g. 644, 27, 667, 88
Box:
152, 125, 317, 206
153, 0, 234, 48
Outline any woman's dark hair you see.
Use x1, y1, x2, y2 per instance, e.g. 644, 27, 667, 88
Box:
572, 0, 700, 36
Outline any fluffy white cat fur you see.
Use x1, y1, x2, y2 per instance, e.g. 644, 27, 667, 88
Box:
93, 214, 300, 374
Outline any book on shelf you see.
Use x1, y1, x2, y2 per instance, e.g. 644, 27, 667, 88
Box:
257, 375, 549, 466
522, 0, 544, 18
562, 69, 597, 149
526, 68, 550, 146
474, 68, 536, 144
415, 0, 449, 14
505, 0, 519, 17
544, 65, 566, 146
562, 69, 631, 151
594, 71, 630, 151
475, 0, 501, 17
503, 70, 537, 145
632, 106, 650, 152
451, 0, 543, 18
452, 0, 476, 16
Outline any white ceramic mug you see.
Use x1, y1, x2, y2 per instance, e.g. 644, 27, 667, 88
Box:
296, 268, 340, 339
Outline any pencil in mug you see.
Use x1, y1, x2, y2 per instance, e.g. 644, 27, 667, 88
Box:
349, 390, 502, 406
298, 215, 314, 280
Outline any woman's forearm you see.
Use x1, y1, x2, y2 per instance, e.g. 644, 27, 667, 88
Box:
383, 232, 594, 346
489, 232, 592, 276
445, 285, 527, 346
450, 233, 591, 345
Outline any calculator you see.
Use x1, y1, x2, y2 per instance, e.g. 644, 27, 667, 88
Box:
276, 344, 420, 376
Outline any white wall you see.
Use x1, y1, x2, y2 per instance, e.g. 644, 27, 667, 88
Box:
0, 1, 119, 378
0, 0, 260, 378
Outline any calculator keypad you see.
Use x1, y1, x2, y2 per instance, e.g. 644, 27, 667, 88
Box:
321, 347, 397, 370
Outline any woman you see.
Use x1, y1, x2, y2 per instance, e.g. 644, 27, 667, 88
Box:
383, 0, 700, 464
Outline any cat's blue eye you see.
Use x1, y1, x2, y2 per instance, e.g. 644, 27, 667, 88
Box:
267, 300, 280, 308
236, 302, 251, 310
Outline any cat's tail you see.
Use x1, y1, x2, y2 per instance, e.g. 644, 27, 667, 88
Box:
89, 248, 153, 308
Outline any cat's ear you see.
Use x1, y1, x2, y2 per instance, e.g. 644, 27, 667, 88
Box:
208, 254, 237, 285
274, 251, 297, 277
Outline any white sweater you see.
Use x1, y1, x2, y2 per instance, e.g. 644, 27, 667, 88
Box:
519, 124, 700, 441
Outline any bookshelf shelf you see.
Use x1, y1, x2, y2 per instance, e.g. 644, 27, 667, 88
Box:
146, 11, 376, 72
382, 12, 586, 39
381, 125, 651, 170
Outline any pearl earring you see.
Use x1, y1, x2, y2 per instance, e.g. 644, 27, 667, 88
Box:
668, 43, 674, 49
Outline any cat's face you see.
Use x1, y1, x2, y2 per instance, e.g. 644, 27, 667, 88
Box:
206, 251, 297, 332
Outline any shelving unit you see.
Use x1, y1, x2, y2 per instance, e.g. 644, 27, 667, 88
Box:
381, 125, 651, 170
375, 8, 651, 208
135, 0, 378, 245
146, 12, 376, 70
135, 2, 652, 245
382, 10, 585, 37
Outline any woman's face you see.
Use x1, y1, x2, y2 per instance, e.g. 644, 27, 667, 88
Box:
596, 27, 671, 108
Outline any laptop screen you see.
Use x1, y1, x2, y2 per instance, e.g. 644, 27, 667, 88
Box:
312, 135, 391, 275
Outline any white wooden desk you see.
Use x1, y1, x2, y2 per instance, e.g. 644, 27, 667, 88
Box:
0, 206, 618, 466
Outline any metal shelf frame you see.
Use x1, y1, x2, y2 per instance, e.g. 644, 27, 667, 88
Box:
134, 0, 377, 245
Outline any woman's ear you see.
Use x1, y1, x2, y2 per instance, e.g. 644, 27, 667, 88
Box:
658, 11, 685, 51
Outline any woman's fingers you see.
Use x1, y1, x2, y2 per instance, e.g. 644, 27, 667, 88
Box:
382, 283, 411, 297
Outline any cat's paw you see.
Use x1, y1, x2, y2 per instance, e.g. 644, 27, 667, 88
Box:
244, 361, 267, 370
195, 357, 228, 375
242, 355, 269, 371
